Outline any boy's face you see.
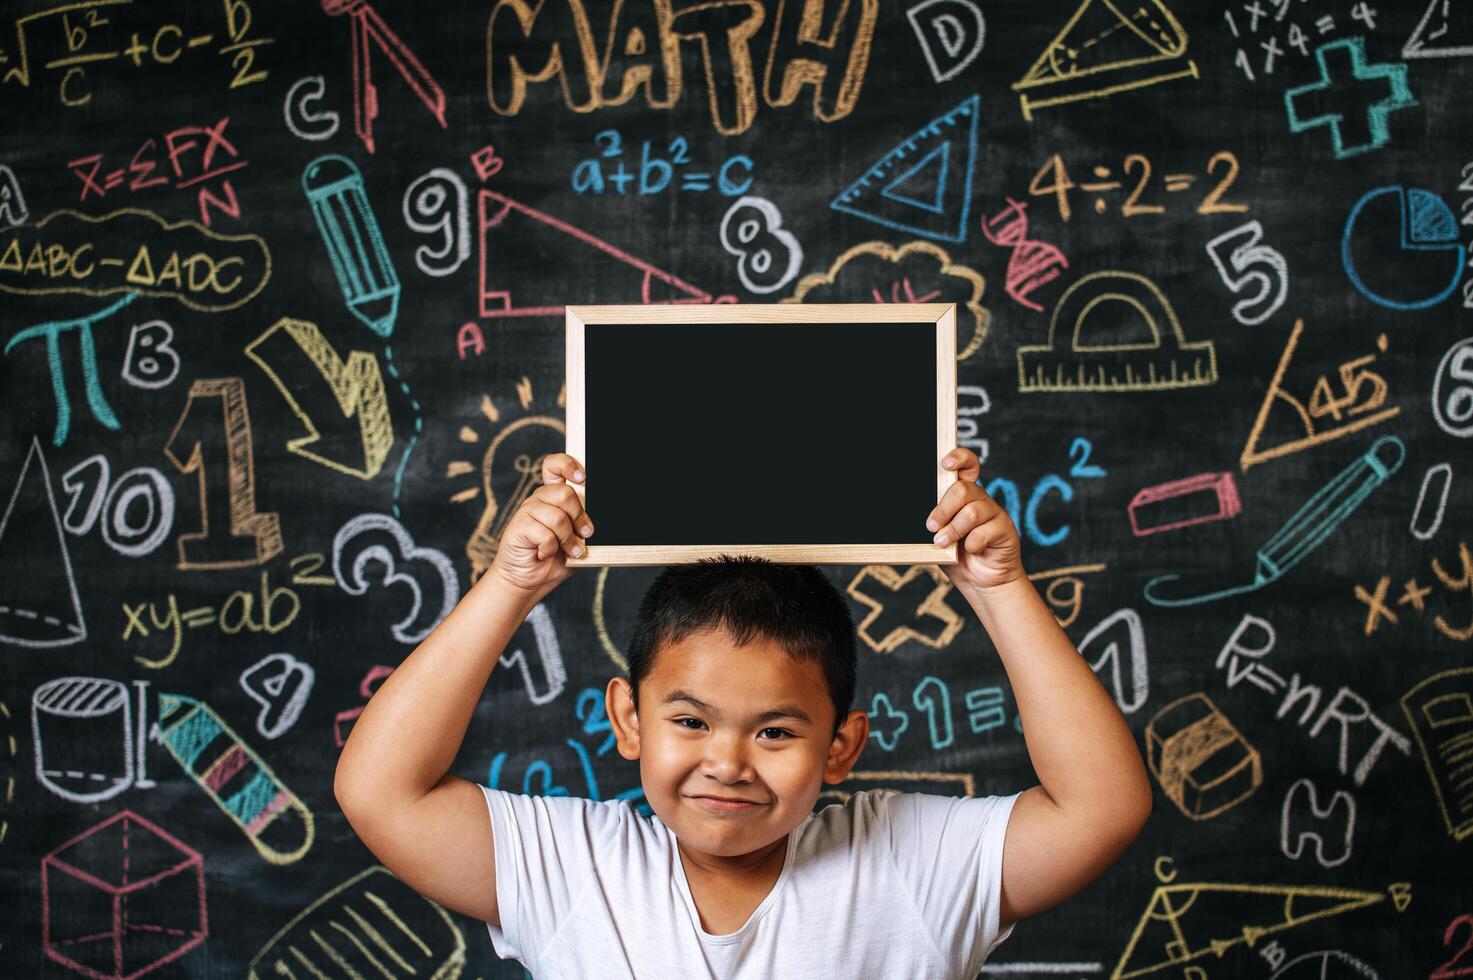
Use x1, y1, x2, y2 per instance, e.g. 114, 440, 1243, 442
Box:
606, 626, 869, 866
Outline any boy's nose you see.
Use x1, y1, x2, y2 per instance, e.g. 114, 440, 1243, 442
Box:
700, 735, 754, 782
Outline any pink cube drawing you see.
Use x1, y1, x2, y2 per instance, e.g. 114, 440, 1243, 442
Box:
42, 810, 207, 979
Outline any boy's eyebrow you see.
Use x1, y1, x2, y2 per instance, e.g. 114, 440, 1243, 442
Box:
661, 689, 814, 725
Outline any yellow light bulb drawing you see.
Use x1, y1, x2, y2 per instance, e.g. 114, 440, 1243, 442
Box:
464, 415, 565, 580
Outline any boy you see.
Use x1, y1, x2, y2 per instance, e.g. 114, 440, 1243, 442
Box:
334, 448, 1152, 978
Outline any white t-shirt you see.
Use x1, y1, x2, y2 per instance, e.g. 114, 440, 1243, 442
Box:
480, 784, 1019, 979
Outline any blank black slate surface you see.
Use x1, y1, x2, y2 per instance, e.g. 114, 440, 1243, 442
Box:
584, 322, 936, 545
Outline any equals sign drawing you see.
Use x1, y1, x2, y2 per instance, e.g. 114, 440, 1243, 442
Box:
181, 606, 215, 629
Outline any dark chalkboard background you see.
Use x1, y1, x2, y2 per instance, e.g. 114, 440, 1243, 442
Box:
3, 1, 1472, 977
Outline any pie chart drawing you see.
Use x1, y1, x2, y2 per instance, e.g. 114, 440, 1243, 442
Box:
1341, 185, 1465, 310
1269, 949, 1380, 979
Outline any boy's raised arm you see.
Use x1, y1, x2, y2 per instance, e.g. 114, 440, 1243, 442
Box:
333, 453, 594, 925
965, 577, 1152, 927
926, 448, 1153, 930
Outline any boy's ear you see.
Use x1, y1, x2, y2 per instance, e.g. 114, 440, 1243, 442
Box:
606, 676, 642, 761
822, 709, 870, 784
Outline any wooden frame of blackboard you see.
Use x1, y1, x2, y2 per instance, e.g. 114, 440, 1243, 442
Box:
564, 303, 958, 566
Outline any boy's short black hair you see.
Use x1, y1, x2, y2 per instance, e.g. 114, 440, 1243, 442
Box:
626, 555, 857, 738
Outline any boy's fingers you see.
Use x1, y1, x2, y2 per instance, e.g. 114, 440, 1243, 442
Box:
940, 448, 981, 481
535, 484, 595, 537
941, 447, 979, 467
930, 499, 972, 545
962, 514, 1012, 554
527, 515, 587, 559
932, 496, 1002, 546
926, 480, 990, 531
526, 499, 579, 551
542, 453, 586, 486
528, 495, 594, 550
525, 521, 559, 559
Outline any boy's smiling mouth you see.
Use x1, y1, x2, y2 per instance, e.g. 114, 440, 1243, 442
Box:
690, 794, 766, 810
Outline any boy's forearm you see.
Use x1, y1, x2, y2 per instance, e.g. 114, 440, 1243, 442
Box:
961, 576, 1151, 823
335, 573, 540, 809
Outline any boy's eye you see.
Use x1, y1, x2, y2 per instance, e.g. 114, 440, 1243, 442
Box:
671, 718, 793, 740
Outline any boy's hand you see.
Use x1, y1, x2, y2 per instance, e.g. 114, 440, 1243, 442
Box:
486, 452, 594, 602
926, 448, 1024, 595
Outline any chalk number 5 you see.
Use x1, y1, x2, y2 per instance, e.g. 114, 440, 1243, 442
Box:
1206, 219, 1288, 326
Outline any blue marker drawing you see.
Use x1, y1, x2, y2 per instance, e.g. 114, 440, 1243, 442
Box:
486, 685, 649, 814
488, 740, 649, 816
303, 154, 399, 337
988, 475, 1074, 548
1143, 435, 1405, 607
913, 675, 954, 750
965, 686, 1008, 734
575, 687, 619, 756
1284, 37, 1416, 159
983, 437, 1105, 548
1342, 185, 1464, 310
382, 343, 422, 519
866, 692, 910, 752
303, 155, 420, 516
6, 293, 137, 446
830, 94, 980, 243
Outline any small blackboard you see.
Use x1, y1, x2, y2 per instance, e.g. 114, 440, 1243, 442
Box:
565, 304, 958, 566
